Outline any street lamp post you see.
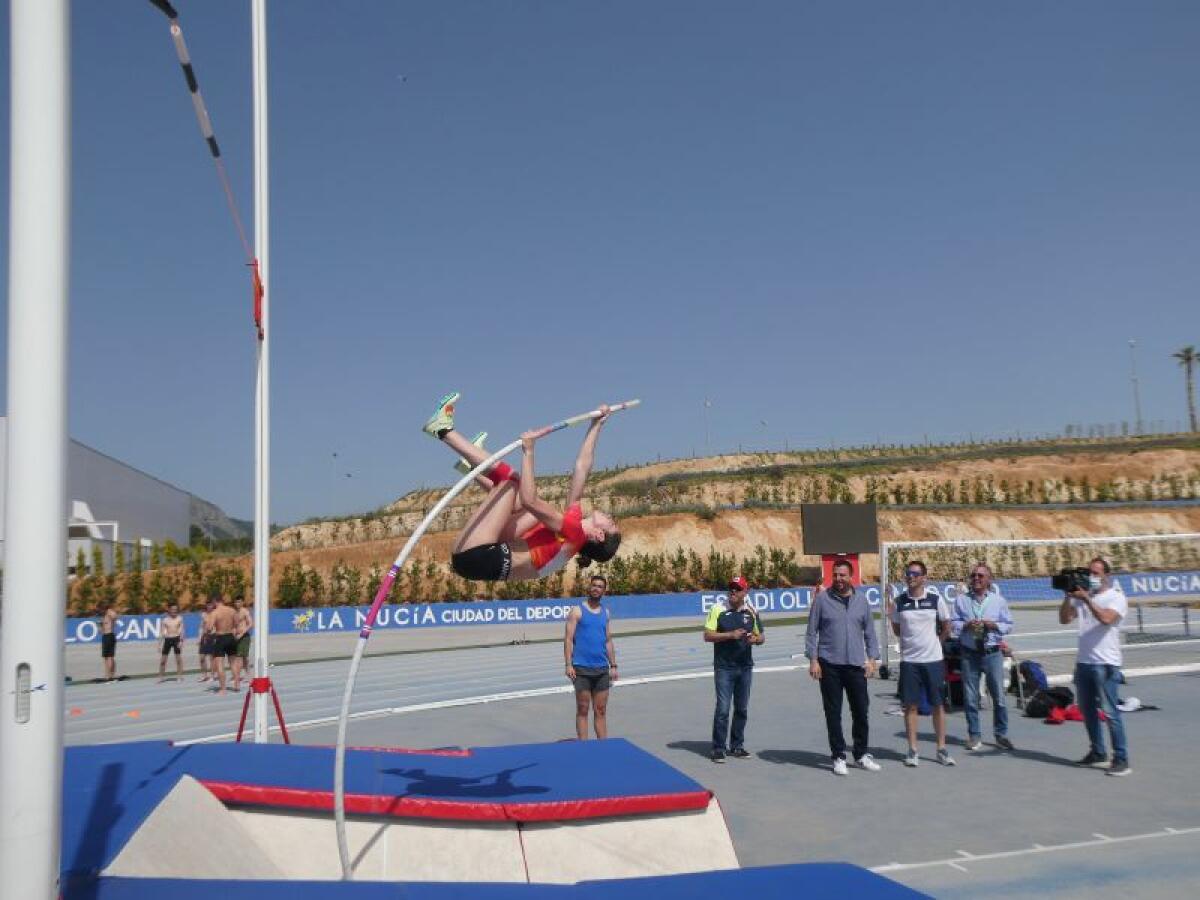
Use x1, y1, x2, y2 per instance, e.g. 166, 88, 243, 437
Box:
1129, 340, 1144, 435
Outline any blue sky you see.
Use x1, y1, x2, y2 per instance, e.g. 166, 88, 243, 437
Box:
2, 1, 1199, 524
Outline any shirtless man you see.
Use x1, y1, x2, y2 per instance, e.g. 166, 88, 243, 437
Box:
99, 601, 118, 682
158, 602, 185, 682
208, 594, 238, 695
232, 596, 253, 691
198, 598, 215, 682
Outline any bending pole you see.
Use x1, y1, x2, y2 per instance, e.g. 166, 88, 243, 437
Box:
333, 399, 639, 878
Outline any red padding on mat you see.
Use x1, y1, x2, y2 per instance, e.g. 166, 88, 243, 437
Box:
345, 746, 473, 757
200, 780, 712, 822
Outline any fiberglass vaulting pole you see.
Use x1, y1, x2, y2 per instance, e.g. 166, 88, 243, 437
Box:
251, 0, 272, 743
0, 1, 70, 897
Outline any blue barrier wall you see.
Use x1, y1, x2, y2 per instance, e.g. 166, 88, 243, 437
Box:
64, 570, 1200, 645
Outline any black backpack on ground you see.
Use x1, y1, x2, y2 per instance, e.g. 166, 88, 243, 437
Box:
1024, 686, 1074, 718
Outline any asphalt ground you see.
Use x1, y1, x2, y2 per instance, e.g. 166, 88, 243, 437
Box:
60, 610, 1200, 898
63, 607, 1197, 745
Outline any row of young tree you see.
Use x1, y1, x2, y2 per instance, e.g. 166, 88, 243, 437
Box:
66, 545, 809, 615
884, 538, 1200, 584
641, 470, 1200, 510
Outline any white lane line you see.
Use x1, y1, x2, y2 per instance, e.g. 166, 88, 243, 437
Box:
174, 664, 806, 745
872, 825, 1200, 873
1046, 663, 1200, 686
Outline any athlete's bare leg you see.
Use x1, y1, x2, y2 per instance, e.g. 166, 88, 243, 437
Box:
453, 480, 520, 554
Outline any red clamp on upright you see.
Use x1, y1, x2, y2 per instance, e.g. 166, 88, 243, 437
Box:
235, 676, 290, 744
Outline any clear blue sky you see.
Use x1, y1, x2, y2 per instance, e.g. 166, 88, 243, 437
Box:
2, 1, 1198, 525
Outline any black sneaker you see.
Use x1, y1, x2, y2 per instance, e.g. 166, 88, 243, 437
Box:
1106, 760, 1132, 777
711, 750, 726, 763
1076, 750, 1109, 768
994, 736, 1015, 751
729, 748, 751, 759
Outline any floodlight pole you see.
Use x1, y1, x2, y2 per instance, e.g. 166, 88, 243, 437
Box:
251, 0, 272, 743
1128, 339, 1144, 436
0, 1, 70, 896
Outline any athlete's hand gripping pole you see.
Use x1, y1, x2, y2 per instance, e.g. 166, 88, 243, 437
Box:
333, 399, 639, 879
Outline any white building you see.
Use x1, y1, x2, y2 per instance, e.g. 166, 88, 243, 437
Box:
0, 417, 232, 572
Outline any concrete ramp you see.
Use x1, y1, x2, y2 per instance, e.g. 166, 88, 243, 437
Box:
103, 775, 282, 880
230, 809, 527, 881
521, 801, 738, 883
229, 799, 736, 883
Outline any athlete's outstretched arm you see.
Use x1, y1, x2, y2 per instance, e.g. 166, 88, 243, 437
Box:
520, 432, 564, 532
565, 405, 610, 506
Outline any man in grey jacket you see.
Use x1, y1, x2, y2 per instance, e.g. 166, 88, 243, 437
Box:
805, 559, 882, 776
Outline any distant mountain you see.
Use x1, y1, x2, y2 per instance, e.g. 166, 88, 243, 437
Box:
189, 496, 253, 541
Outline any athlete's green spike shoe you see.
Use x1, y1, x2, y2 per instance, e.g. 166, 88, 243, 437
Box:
454, 432, 488, 474
422, 391, 460, 438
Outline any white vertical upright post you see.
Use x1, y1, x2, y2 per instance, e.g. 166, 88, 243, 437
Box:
251, 0, 272, 743
0, 1, 70, 896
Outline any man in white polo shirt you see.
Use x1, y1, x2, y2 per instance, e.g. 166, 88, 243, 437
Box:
1058, 556, 1131, 776
890, 560, 954, 768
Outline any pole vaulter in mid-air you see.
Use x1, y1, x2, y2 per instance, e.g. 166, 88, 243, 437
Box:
424, 392, 624, 582
334, 398, 638, 877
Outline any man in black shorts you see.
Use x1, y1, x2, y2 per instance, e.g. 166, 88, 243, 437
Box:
207, 593, 238, 695
99, 601, 118, 682
158, 602, 185, 682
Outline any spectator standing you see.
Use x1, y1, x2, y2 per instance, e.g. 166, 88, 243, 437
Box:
951, 563, 1014, 751
564, 575, 618, 739
705, 576, 765, 763
890, 560, 955, 767
805, 559, 882, 776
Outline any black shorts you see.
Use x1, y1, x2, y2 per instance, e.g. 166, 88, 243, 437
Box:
100, 633, 117, 659
451, 543, 512, 581
573, 666, 611, 694
212, 634, 238, 658
200, 634, 215, 655
161, 636, 181, 657
899, 660, 946, 707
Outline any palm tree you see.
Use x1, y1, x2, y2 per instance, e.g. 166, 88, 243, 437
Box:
1174, 346, 1199, 432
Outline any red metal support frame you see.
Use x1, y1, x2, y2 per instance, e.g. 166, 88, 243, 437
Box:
236, 676, 289, 743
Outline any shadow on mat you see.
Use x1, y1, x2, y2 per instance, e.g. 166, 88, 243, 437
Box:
381, 763, 549, 798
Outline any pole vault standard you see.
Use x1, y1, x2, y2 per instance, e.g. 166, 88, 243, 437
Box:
0, 2, 70, 897
333, 399, 640, 879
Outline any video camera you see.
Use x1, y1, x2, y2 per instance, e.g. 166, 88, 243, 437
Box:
1051, 567, 1092, 593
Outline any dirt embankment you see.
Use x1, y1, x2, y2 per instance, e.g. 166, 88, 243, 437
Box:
272, 446, 1200, 553
270, 505, 1200, 587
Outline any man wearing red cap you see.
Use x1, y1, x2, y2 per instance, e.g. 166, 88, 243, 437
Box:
704, 576, 765, 763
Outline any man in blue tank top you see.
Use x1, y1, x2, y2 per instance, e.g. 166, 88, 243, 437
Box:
565, 575, 617, 739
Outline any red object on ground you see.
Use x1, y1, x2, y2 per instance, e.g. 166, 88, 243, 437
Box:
235, 677, 290, 744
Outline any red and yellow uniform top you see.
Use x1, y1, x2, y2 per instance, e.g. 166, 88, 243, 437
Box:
521, 503, 587, 577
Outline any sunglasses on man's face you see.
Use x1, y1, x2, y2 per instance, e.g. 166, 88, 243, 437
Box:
905, 571, 923, 578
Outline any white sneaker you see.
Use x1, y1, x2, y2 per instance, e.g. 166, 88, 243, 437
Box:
856, 753, 882, 772
904, 749, 919, 767
832, 757, 849, 776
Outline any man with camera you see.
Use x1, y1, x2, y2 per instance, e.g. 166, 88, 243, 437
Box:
1057, 557, 1131, 776
950, 563, 1014, 752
